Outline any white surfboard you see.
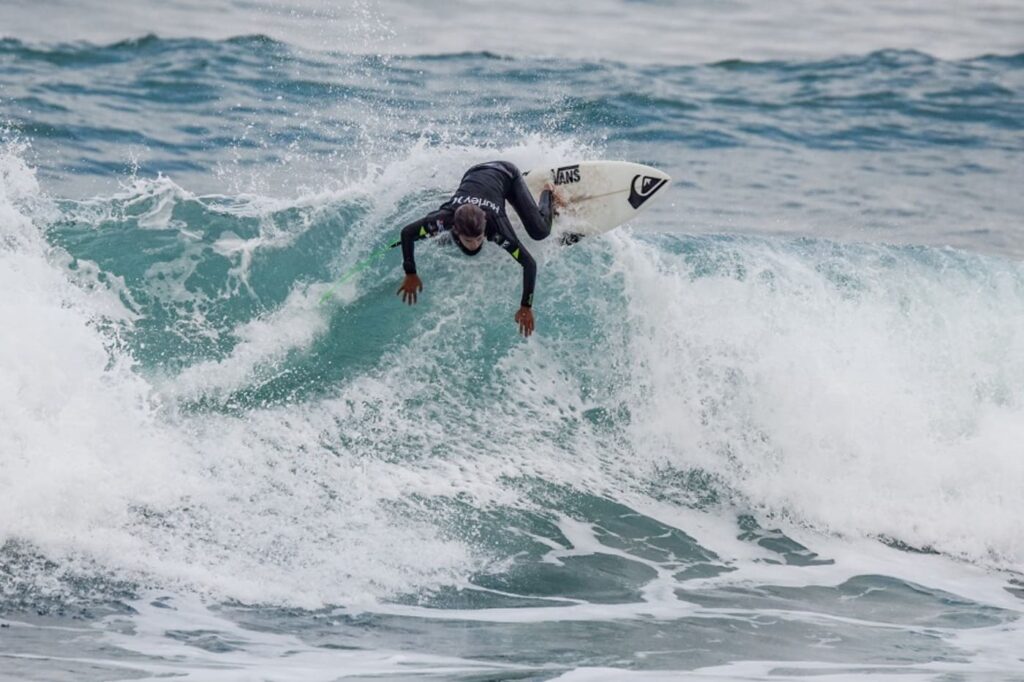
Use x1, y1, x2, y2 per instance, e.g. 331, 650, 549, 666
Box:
518, 160, 671, 237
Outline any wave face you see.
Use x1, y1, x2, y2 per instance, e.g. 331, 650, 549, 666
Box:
3, 13, 1024, 682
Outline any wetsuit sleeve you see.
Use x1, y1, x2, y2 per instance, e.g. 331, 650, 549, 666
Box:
499, 237, 537, 308
399, 210, 450, 275
507, 168, 555, 241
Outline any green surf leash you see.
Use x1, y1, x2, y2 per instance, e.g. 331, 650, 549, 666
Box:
319, 238, 401, 304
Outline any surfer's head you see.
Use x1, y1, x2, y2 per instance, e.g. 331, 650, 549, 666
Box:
453, 204, 486, 253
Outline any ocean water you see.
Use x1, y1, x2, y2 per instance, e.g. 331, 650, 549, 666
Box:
2, 1, 1024, 680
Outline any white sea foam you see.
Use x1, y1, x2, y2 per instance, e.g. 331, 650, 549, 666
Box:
0, 146, 480, 607
609, 232, 1024, 568
1, 147, 186, 566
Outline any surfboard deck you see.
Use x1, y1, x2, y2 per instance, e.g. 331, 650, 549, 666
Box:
518, 160, 671, 238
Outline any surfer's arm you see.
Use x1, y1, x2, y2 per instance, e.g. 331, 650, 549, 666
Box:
500, 238, 537, 308
507, 171, 557, 241
399, 210, 449, 274
511, 244, 537, 337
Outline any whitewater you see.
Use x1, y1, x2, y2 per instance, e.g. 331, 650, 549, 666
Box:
2, 1, 1024, 679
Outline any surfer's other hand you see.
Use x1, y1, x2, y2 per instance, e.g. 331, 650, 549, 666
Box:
543, 182, 566, 209
515, 306, 534, 337
397, 274, 423, 304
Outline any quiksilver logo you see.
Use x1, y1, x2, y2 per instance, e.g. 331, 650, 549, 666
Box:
628, 175, 667, 209
553, 164, 581, 185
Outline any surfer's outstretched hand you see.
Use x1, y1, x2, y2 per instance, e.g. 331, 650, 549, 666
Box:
397, 274, 423, 304
515, 306, 534, 337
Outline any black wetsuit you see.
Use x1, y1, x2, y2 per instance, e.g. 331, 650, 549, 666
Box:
399, 161, 555, 308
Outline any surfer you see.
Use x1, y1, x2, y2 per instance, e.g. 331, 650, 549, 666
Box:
396, 160, 560, 337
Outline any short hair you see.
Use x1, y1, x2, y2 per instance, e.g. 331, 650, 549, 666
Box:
453, 204, 486, 238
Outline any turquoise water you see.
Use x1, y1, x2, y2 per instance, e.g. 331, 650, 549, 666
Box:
2, 2, 1024, 680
